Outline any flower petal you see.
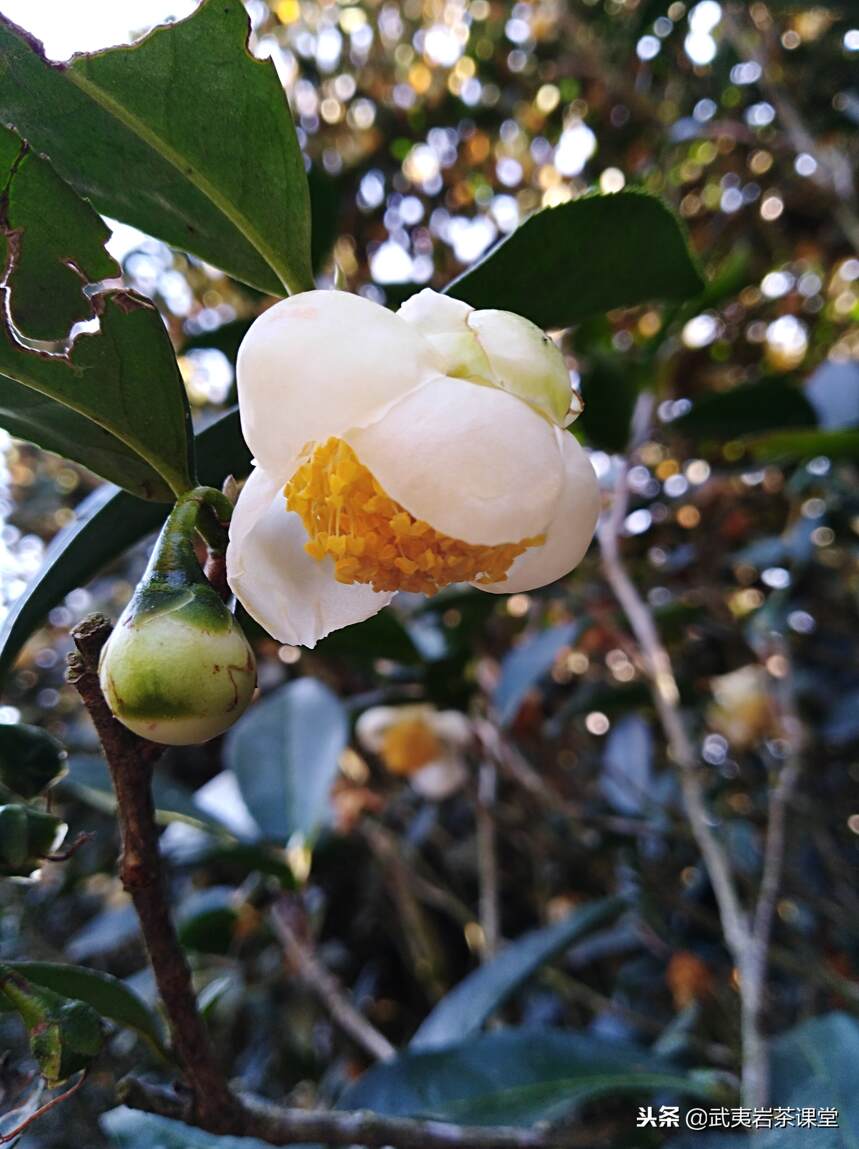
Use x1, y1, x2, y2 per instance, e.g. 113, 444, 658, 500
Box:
227, 466, 392, 648
344, 376, 564, 546
398, 289, 491, 382
237, 290, 439, 473
467, 308, 572, 426
411, 757, 468, 800
476, 431, 600, 593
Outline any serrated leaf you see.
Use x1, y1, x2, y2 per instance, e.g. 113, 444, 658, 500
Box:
0, 126, 194, 498
0, 407, 251, 683
445, 191, 704, 329
0, 126, 117, 341
341, 1028, 716, 1126
411, 897, 626, 1050
223, 679, 348, 845
0, 962, 168, 1061
493, 622, 581, 727
0, 0, 312, 295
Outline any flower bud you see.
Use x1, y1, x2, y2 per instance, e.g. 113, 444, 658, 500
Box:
99, 491, 256, 746
398, 290, 580, 426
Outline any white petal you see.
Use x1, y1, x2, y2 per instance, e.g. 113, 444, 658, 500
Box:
467, 309, 572, 425
355, 705, 400, 752
476, 431, 599, 593
398, 289, 491, 382
432, 710, 473, 747
411, 757, 469, 800
344, 376, 564, 546
226, 466, 392, 648
237, 290, 439, 473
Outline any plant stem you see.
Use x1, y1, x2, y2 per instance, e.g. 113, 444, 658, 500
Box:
118, 1077, 585, 1149
66, 614, 241, 1133
270, 897, 396, 1063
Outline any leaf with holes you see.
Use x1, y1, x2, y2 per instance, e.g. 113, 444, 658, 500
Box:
0, 0, 312, 295
0, 125, 117, 341
0, 125, 194, 498
445, 191, 704, 329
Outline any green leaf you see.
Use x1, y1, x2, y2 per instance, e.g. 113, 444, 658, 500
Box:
0, 126, 117, 342
445, 191, 705, 329
674, 378, 817, 438
341, 1029, 717, 1126
0, 126, 194, 499
0, 1, 312, 296
411, 897, 627, 1050
578, 355, 640, 452
102, 1108, 271, 1149
0, 722, 66, 799
493, 622, 582, 726
0, 375, 183, 500
0, 407, 251, 684
223, 678, 348, 845
0, 962, 168, 1061
673, 1012, 859, 1148
747, 428, 859, 464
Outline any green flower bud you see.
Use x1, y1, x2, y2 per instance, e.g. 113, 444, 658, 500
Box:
99, 489, 256, 746
0, 804, 67, 877
0, 965, 103, 1085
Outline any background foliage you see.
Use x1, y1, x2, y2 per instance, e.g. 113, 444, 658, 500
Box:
0, 0, 858, 1145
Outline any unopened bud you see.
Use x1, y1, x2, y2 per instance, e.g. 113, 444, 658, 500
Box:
99, 489, 256, 746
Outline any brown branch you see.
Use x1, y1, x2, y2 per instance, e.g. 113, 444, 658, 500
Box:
118, 1077, 582, 1149
66, 614, 241, 1133
270, 897, 396, 1063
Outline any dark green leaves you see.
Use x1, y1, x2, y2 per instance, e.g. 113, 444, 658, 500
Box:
0, 0, 312, 295
0, 723, 66, 800
341, 1029, 716, 1125
0, 126, 195, 499
446, 191, 704, 329
0, 408, 251, 683
0, 126, 116, 342
674, 378, 817, 438
411, 897, 626, 1050
223, 679, 348, 845
0, 962, 167, 1060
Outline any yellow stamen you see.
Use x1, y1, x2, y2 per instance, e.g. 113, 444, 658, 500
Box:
284, 437, 542, 595
380, 717, 441, 775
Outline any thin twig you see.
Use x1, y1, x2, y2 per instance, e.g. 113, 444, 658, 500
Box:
118, 1077, 583, 1149
270, 898, 396, 1063
596, 395, 764, 1100
739, 641, 805, 1105
476, 761, 500, 961
66, 615, 241, 1133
